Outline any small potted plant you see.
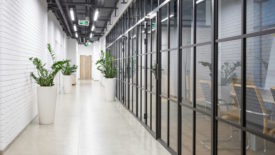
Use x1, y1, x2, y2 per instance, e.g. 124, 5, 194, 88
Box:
96, 51, 117, 101
29, 44, 68, 124
96, 51, 105, 86
62, 61, 77, 93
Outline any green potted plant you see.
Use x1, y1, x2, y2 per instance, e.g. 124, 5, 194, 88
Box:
96, 50, 117, 101
96, 51, 105, 86
61, 61, 77, 93
29, 44, 68, 124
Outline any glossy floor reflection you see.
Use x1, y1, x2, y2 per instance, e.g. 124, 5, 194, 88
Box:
4, 80, 170, 155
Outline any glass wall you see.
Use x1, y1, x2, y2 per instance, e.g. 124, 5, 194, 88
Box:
106, 0, 275, 154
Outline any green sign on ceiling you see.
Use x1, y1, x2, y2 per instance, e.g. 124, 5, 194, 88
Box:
78, 20, 89, 26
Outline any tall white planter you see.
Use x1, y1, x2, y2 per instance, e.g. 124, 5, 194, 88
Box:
37, 86, 57, 125
104, 78, 116, 101
63, 75, 72, 93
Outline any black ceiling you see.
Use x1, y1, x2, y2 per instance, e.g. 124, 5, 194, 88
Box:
47, 0, 119, 44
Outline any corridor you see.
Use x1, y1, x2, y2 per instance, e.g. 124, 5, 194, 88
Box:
4, 81, 169, 155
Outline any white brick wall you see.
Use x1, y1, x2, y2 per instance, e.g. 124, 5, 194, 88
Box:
0, 0, 47, 150
0, 0, 69, 151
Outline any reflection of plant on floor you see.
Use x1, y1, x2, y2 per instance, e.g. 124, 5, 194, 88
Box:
199, 61, 241, 86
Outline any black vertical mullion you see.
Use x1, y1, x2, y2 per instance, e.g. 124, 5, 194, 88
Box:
156, 7, 162, 139
140, 25, 143, 121
136, 26, 139, 117
150, 19, 153, 130
145, 20, 148, 125
211, 0, 218, 155
241, 0, 247, 155
131, 31, 135, 112
192, 0, 197, 155
119, 40, 121, 101
167, 3, 171, 147
123, 39, 125, 105
128, 32, 130, 109
177, 0, 183, 154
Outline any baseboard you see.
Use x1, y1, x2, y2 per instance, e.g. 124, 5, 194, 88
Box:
0, 115, 38, 154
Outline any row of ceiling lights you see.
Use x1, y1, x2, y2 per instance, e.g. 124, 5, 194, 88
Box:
69, 8, 99, 40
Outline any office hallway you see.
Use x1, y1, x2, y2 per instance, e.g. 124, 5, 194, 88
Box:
4, 81, 169, 155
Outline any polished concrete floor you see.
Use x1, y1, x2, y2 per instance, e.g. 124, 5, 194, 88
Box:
4, 81, 170, 155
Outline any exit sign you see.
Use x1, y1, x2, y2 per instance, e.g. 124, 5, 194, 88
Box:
78, 20, 89, 26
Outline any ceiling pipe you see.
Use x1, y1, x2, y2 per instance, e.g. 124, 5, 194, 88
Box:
63, 2, 117, 9
55, 0, 72, 37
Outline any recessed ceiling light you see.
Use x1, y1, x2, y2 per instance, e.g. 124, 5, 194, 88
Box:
196, 0, 205, 4
90, 33, 93, 38
93, 10, 99, 21
73, 24, 77, 32
75, 33, 78, 38
91, 25, 95, 31
70, 8, 75, 21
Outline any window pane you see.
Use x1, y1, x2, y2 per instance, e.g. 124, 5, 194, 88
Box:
161, 5, 168, 50
182, 0, 193, 46
218, 40, 241, 125
161, 97, 168, 143
246, 132, 275, 154
196, 45, 212, 113
246, 34, 275, 139
218, 121, 241, 155
170, 0, 178, 48
182, 48, 193, 105
181, 106, 193, 155
196, 0, 212, 43
196, 112, 211, 155
218, 0, 241, 38
170, 101, 178, 151
247, 0, 275, 33
170, 50, 178, 99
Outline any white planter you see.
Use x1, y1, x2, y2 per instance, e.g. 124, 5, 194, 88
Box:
37, 86, 57, 125
102, 77, 105, 87
104, 78, 116, 101
100, 74, 104, 87
63, 75, 72, 93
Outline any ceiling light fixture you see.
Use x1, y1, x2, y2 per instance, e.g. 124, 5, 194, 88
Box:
70, 8, 75, 21
75, 33, 78, 38
73, 24, 77, 32
91, 25, 95, 31
93, 10, 99, 21
196, 0, 205, 4
90, 33, 93, 38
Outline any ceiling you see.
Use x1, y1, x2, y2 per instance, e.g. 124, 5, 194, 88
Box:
47, 0, 119, 44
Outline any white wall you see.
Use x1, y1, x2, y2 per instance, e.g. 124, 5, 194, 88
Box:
0, 0, 69, 151
66, 39, 77, 66
47, 11, 68, 94
0, 0, 47, 150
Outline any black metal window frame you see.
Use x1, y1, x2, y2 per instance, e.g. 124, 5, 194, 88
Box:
106, 0, 275, 155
